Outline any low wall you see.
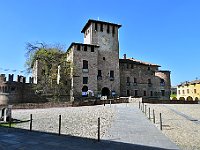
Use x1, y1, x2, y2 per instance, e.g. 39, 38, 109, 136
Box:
11, 98, 129, 109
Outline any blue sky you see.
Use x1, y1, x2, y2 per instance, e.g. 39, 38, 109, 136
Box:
0, 0, 200, 86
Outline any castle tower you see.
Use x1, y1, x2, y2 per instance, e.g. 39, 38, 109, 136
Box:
81, 20, 122, 97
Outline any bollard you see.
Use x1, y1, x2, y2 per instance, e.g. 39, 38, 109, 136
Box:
153, 110, 155, 124
145, 105, 147, 114
98, 117, 100, 142
160, 113, 162, 130
110, 100, 111, 107
149, 107, 151, 119
139, 101, 141, 109
59, 115, 61, 136
142, 103, 144, 113
30, 114, 32, 131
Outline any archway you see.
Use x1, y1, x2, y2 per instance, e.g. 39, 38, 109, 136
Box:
172, 97, 177, 100
82, 86, 88, 97
195, 97, 199, 101
179, 97, 185, 101
186, 96, 193, 101
102, 87, 110, 97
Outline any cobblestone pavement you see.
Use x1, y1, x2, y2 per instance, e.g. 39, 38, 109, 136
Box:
0, 103, 179, 150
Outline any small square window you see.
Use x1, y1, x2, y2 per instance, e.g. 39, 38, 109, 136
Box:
83, 77, 88, 84
77, 45, 80, 50
91, 46, 94, 52
84, 46, 87, 51
103, 57, 105, 60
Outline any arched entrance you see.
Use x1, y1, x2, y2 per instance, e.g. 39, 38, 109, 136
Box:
187, 96, 193, 101
82, 86, 88, 97
102, 87, 110, 97
179, 97, 185, 100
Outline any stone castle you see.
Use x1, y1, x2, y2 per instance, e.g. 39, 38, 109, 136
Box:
33, 19, 171, 101
0, 19, 171, 105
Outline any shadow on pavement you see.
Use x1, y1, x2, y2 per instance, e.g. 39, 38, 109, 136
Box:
0, 127, 177, 150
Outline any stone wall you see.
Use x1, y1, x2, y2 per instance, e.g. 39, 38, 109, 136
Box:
119, 61, 171, 100
0, 74, 47, 105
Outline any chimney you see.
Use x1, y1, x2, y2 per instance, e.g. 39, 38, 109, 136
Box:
123, 54, 126, 59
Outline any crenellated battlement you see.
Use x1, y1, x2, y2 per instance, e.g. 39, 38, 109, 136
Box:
0, 74, 34, 84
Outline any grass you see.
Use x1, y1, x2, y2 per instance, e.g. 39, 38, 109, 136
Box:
0, 123, 16, 127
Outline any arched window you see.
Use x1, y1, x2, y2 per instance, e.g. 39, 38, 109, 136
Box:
82, 86, 88, 97
83, 60, 88, 69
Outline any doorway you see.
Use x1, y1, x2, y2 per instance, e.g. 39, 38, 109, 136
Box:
102, 87, 110, 97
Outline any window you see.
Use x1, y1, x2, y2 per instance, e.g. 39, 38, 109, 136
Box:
95, 23, 98, 31
187, 89, 189, 94
131, 64, 134, 69
160, 79, 165, 86
103, 57, 105, 60
178, 90, 180, 94
134, 78, 137, 83
135, 90, 138, 97
150, 91, 153, 96
127, 90, 130, 96
194, 89, 197, 94
100, 24, 103, 32
161, 90, 165, 96
144, 91, 146, 96
98, 70, 102, 77
84, 45, 87, 51
83, 60, 88, 69
127, 77, 130, 83
83, 77, 88, 84
77, 45, 80, 50
107, 24, 110, 33
148, 66, 150, 70
110, 71, 114, 78
91, 46, 94, 52
148, 79, 151, 84
110, 70, 114, 81
182, 90, 185, 94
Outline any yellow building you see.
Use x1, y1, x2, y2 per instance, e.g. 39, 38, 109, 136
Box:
177, 80, 200, 101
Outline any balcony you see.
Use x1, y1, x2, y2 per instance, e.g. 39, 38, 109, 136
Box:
126, 82, 130, 86
110, 77, 114, 81
82, 69, 89, 73
148, 83, 152, 87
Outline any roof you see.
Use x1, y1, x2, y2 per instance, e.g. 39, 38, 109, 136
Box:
178, 80, 200, 86
66, 42, 99, 52
119, 58, 161, 67
81, 19, 122, 33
